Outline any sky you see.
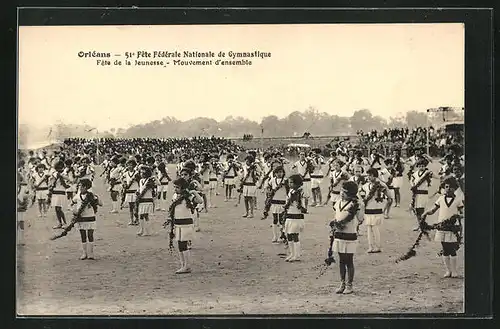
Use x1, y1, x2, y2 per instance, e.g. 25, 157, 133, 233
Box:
18, 23, 464, 132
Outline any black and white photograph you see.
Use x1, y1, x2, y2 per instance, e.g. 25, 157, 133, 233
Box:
17, 20, 466, 315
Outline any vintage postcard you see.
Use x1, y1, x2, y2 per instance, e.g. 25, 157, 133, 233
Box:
17, 22, 465, 315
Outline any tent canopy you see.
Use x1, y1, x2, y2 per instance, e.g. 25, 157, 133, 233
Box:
287, 143, 311, 148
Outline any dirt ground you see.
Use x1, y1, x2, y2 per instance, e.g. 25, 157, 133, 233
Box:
16, 163, 464, 315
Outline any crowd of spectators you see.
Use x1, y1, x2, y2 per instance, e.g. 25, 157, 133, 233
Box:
26, 125, 463, 164
355, 127, 463, 157
61, 136, 244, 163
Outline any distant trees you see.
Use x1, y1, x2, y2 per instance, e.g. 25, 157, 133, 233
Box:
405, 110, 428, 128
19, 107, 460, 143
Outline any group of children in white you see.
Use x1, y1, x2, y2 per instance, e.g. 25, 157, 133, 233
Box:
17, 142, 465, 294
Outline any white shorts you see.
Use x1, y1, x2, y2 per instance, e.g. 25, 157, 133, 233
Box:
392, 177, 403, 188
386, 188, 395, 200
311, 178, 323, 189
364, 213, 383, 226
271, 203, 285, 214
51, 192, 66, 207
224, 177, 235, 186
36, 189, 49, 200
202, 181, 211, 193
157, 185, 169, 199
77, 220, 97, 230
330, 192, 341, 205
124, 192, 137, 203
332, 239, 358, 254
434, 230, 459, 243
175, 223, 194, 242
138, 202, 154, 215
110, 183, 122, 192
209, 178, 218, 189
242, 184, 257, 197
156, 184, 167, 194
414, 194, 429, 209
284, 217, 305, 234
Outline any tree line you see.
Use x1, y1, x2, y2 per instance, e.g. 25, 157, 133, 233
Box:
19, 107, 463, 144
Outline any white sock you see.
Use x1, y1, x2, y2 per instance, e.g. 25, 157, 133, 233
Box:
442, 255, 451, 273
178, 251, 185, 269
184, 250, 191, 269
449, 256, 458, 276
87, 242, 94, 258
366, 226, 374, 250
272, 224, 278, 240
286, 242, 295, 260
137, 219, 144, 234
372, 225, 381, 250
80, 242, 87, 258
294, 241, 301, 259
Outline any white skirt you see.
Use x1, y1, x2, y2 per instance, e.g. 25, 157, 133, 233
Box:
77, 221, 97, 230
330, 192, 341, 205
392, 177, 403, 188
138, 202, 154, 215
224, 178, 235, 186
51, 193, 66, 207
385, 189, 395, 200
284, 218, 305, 234
364, 213, 383, 226
332, 239, 358, 254
271, 203, 284, 214
175, 224, 194, 242
125, 192, 137, 203
36, 189, 49, 200
415, 194, 429, 209
110, 183, 122, 192
434, 230, 458, 243
311, 178, 323, 189
242, 185, 257, 197
156, 184, 167, 194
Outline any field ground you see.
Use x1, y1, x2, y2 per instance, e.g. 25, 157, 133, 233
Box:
17, 163, 464, 315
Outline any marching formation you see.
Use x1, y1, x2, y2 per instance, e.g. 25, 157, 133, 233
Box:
17, 136, 465, 294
